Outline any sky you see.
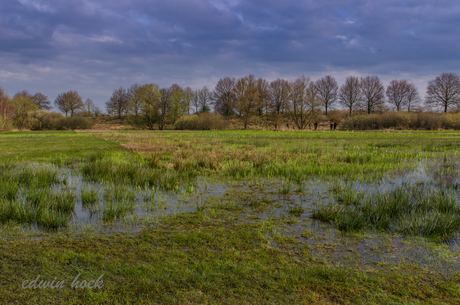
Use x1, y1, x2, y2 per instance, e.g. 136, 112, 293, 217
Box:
1, 0, 460, 110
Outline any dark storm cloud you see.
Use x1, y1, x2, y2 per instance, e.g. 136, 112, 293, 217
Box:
0, 0, 459, 107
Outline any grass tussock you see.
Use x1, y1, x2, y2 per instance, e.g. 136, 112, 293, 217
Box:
0, 163, 74, 230
313, 183, 460, 239
80, 151, 188, 191
81, 188, 98, 207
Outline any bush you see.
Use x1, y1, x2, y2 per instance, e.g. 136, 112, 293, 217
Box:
441, 113, 460, 129
31, 112, 93, 130
32, 112, 64, 130
416, 113, 442, 130
74, 110, 94, 118
339, 112, 460, 130
124, 114, 145, 127
0, 116, 14, 133
174, 113, 226, 130
59, 117, 93, 130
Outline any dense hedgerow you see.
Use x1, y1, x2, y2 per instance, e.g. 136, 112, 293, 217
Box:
174, 113, 226, 130
31, 112, 93, 130
340, 112, 460, 130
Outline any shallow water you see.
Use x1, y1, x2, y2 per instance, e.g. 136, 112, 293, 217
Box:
2, 159, 460, 273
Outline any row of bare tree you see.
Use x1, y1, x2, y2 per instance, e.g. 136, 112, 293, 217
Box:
104, 72, 460, 130
1, 72, 459, 131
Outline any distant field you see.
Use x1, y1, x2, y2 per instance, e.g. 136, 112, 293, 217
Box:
0, 131, 120, 160
1, 130, 460, 304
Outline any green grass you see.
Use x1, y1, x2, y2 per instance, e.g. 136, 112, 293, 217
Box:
0, 131, 120, 161
102, 186, 136, 221
81, 189, 98, 207
0, 162, 75, 230
314, 183, 460, 239
1, 130, 460, 303
0, 181, 19, 200
94, 129, 460, 183
288, 204, 304, 216
1, 214, 460, 304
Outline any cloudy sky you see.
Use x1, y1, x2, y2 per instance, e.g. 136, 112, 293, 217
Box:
1, 0, 459, 109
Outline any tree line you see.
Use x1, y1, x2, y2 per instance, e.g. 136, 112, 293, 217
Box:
104, 72, 460, 130
1, 72, 460, 131
0, 89, 99, 131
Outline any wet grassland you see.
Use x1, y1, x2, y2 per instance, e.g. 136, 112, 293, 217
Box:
1, 130, 460, 303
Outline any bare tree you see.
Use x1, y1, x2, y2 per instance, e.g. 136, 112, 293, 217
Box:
386, 80, 420, 111
196, 86, 213, 113
192, 91, 200, 114
32, 93, 52, 110
386, 80, 409, 111
127, 83, 143, 117
315, 75, 338, 115
425, 73, 460, 112
287, 75, 322, 130
184, 87, 194, 115
106, 87, 129, 118
268, 78, 290, 129
339, 76, 362, 114
93, 106, 102, 117
55, 90, 84, 117
233, 74, 260, 129
406, 83, 420, 112
84, 98, 95, 113
0, 87, 15, 131
257, 78, 270, 116
16, 90, 52, 110
213, 77, 235, 116
288, 75, 309, 129
269, 79, 290, 115
158, 87, 172, 130
360, 76, 385, 114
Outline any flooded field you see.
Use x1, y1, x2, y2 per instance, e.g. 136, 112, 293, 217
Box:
2, 130, 460, 303
2, 156, 460, 275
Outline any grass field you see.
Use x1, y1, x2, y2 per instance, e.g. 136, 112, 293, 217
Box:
1, 130, 460, 304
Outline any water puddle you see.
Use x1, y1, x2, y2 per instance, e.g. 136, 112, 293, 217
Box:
1, 158, 460, 273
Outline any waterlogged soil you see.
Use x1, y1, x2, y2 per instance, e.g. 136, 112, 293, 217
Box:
2, 160, 460, 274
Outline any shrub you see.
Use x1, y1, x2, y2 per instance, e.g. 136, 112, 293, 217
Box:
416, 113, 442, 130
30, 112, 93, 130
339, 112, 460, 130
441, 113, 460, 129
74, 110, 94, 118
31, 112, 64, 130
59, 117, 93, 130
175, 113, 226, 130
0, 116, 14, 133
